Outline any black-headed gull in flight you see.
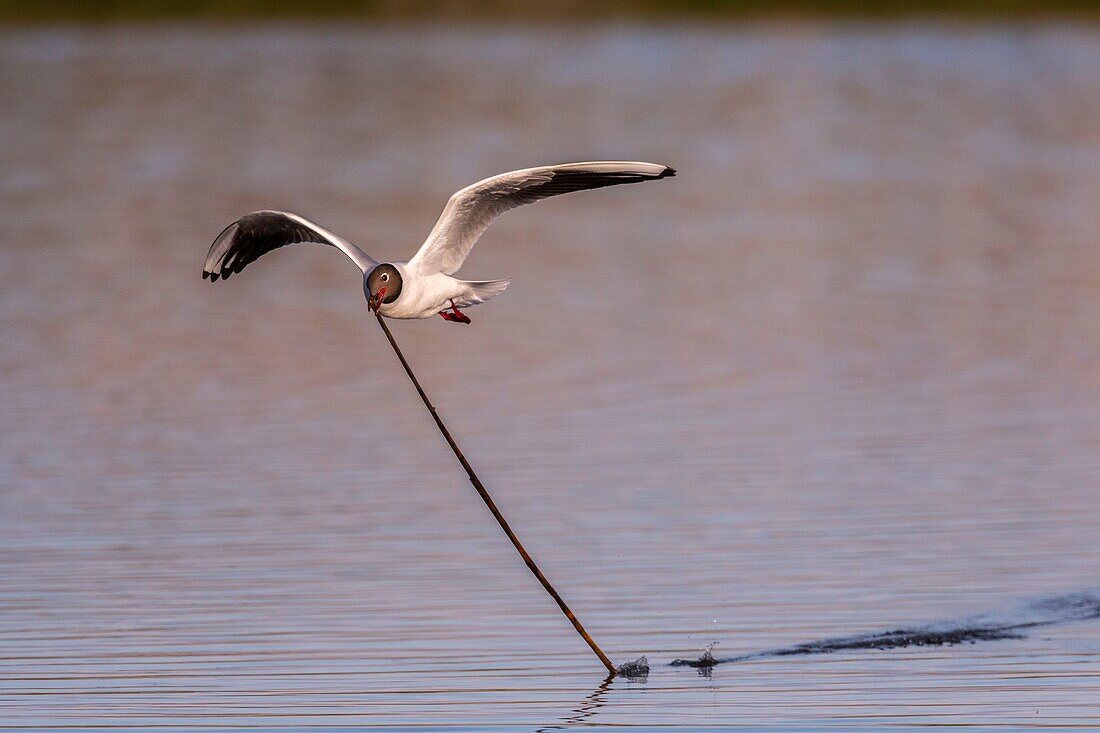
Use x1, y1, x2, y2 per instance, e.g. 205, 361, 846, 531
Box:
202, 161, 676, 675
203, 161, 675, 322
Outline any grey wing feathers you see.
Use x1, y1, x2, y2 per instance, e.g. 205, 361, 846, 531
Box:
408, 161, 675, 276
202, 211, 375, 282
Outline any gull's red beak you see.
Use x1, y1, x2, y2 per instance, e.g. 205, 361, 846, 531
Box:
370, 286, 386, 312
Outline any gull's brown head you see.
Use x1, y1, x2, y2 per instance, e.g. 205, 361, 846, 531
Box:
365, 263, 403, 312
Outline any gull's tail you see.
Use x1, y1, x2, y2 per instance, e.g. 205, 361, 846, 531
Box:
455, 279, 511, 308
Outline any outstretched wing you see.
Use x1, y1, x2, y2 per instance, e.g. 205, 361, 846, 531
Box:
202, 211, 376, 282
407, 161, 675, 276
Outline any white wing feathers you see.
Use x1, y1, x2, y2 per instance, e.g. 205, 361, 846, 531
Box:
453, 279, 512, 309
407, 161, 675, 276
203, 211, 377, 282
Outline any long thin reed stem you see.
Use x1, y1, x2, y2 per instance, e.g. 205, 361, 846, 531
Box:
373, 311, 616, 676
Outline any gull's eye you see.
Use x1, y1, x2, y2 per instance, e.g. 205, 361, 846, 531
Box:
381, 273, 389, 282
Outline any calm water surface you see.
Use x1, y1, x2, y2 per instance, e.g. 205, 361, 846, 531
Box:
1, 23, 1099, 730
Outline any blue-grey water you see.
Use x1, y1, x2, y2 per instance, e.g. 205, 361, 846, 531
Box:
1, 22, 1099, 730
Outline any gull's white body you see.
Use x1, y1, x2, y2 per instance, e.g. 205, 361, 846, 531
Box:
373, 267, 457, 319
203, 161, 675, 321
370, 266, 509, 319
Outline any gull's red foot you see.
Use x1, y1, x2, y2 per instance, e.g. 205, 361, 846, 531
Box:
438, 300, 471, 324
438, 310, 470, 323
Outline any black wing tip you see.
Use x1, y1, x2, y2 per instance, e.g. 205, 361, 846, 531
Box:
658, 166, 676, 179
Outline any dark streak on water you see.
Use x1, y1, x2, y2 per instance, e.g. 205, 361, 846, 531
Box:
673, 591, 1100, 667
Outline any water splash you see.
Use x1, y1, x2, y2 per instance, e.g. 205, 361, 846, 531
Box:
616, 655, 650, 679
673, 590, 1100, 667
680, 641, 719, 668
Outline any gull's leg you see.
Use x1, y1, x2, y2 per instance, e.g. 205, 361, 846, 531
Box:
438, 299, 471, 324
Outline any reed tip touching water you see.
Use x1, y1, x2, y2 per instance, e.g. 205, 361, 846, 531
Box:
203, 161, 676, 674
